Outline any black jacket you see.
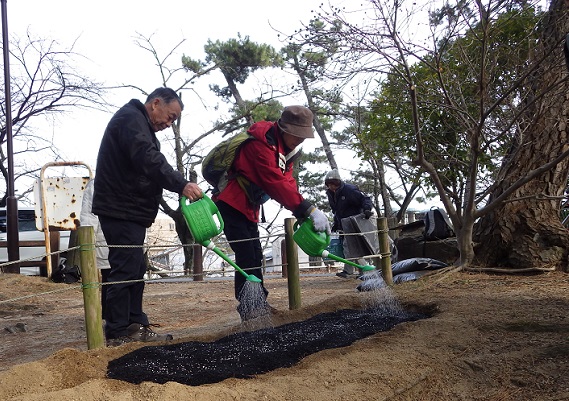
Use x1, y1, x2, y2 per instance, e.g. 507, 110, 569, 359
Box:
326, 182, 373, 231
92, 99, 188, 227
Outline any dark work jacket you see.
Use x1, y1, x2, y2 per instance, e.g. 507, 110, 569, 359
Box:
326, 182, 373, 231
92, 99, 188, 227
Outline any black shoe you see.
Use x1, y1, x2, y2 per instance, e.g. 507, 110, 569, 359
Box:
336, 271, 350, 278
126, 323, 173, 343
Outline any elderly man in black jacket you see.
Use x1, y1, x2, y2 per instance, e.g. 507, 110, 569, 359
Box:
325, 169, 374, 278
93, 87, 203, 346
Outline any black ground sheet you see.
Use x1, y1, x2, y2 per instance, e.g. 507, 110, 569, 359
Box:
107, 307, 427, 386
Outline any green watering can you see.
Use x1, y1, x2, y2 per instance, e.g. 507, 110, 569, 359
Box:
180, 195, 261, 283
293, 219, 375, 272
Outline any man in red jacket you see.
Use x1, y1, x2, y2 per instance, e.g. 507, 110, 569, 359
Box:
216, 105, 331, 321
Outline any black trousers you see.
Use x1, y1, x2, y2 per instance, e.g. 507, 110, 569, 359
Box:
216, 201, 268, 301
98, 215, 149, 339
100, 268, 110, 320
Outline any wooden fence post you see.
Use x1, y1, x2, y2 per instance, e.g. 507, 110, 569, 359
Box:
78, 226, 104, 349
284, 218, 301, 310
378, 217, 393, 285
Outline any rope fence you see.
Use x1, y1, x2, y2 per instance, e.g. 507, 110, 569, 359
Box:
0, 217, 394, 348
1, 229, 390, 274
0, 225, 391, 287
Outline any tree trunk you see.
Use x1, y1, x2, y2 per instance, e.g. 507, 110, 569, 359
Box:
172, 210, 194, 275
291, 54, 338, 170
474, 0, 569, 270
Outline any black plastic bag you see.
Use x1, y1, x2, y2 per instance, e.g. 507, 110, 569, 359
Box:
51, 258, 81, 284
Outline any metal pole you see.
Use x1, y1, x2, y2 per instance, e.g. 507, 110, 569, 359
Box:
280, 238, 287, 278
1, 0, 20, 273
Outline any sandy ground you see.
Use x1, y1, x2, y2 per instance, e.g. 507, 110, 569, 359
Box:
1, 269, 569, 400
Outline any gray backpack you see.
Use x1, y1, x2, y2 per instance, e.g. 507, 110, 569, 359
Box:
424, 207, 454, 241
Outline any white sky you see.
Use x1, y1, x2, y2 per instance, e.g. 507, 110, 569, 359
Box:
5, 0, 435, 218
5, 0, 344, 204
7, 0, 334, 165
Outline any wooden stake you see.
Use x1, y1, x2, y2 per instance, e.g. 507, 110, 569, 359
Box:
284, 218, 301, 310
378, 217, 393, 285
78, 226, 105, 349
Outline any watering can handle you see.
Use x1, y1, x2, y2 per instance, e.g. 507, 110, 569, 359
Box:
180, 195, 225, 233
180, 195, 190, 209
214, 202, 224, 232
293, 218, 312, 231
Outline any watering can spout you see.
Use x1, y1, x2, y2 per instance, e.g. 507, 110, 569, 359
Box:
292, 219, 376, 273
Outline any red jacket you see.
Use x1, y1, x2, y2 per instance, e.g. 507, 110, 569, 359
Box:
218, 121, 311, 222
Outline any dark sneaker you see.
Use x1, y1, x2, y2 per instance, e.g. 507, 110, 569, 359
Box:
336, 271, 350, 278
126, 323, 173, 343
106, 336, 136, 347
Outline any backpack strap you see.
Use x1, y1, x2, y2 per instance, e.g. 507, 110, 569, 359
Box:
230, 125, 279, 205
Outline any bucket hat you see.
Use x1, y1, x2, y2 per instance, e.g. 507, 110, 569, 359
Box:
277, 106, 314, 138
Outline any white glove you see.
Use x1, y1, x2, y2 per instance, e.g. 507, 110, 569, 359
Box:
309, 208, 331, 235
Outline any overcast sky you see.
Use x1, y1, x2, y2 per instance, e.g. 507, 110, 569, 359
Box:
5, 0, 438, 217
6, 0, 333, 171
2, 0, 353, 223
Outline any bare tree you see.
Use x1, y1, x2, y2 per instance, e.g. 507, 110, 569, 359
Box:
131, 33, 295, 274
0, 31, 106, 205
285, 17, 420, 220
126, 33, 210, 274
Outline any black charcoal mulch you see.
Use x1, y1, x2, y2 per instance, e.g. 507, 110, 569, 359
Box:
107, 307, 427, 386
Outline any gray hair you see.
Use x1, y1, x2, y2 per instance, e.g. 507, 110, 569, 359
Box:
146, 87, 184, 110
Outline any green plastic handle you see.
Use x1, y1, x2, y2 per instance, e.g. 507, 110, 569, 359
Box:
180, 195, 224, 243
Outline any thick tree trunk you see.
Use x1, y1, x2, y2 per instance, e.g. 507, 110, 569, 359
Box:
474, 0, 569, 270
